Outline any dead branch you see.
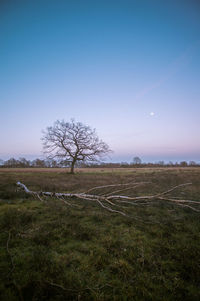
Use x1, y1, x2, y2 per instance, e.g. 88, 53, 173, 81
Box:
83, 181, 142, 194
16, 181, 199, 217
151, 183, 192, 198
96, 200, 128, 216
105, 182, 150, 196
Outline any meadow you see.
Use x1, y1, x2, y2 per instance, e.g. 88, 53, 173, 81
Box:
0, 167, 200, 300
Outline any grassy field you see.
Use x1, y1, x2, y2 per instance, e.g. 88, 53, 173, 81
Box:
0, 168, 200, 300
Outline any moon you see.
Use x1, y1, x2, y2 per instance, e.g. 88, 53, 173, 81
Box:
150, 112, 155, 116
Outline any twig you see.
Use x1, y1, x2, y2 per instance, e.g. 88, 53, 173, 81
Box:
83, 181, 137, 194
152, 183, 192, 198
96, 200, 128, 216
105, 182, 150, 196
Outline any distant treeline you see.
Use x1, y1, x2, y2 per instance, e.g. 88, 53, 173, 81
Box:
0, 157, 199, 168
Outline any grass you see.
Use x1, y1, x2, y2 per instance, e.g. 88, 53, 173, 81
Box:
0, 168, 200, 300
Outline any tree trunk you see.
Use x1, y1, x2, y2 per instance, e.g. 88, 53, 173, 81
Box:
70, 160, 76, 174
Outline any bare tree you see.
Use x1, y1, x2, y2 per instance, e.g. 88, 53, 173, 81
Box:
42, 119, 111, 173
189, 161, 196, 166
133, 156, 142, 165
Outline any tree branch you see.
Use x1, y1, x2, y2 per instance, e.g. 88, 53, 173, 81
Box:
16, 181, 199, 217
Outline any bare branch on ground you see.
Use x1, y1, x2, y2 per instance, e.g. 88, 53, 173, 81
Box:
16, 181, 199, 216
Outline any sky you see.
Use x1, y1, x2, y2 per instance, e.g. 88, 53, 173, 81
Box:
0, 0, 200, 163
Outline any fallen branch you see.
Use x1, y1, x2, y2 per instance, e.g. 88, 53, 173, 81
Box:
16, 181, 199, 216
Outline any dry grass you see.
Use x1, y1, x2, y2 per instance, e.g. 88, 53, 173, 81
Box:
1, 167, 200, 196
1, 166, 200, 173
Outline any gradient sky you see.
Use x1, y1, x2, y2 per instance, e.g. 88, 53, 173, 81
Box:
0, 0, 200, 162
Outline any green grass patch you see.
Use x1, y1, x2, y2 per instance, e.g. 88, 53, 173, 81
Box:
0, 168, 200, 300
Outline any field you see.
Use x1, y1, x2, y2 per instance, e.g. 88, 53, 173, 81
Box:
0, 167, 200, 300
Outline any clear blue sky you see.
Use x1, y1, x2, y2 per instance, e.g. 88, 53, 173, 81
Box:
0, 0, 200, 162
